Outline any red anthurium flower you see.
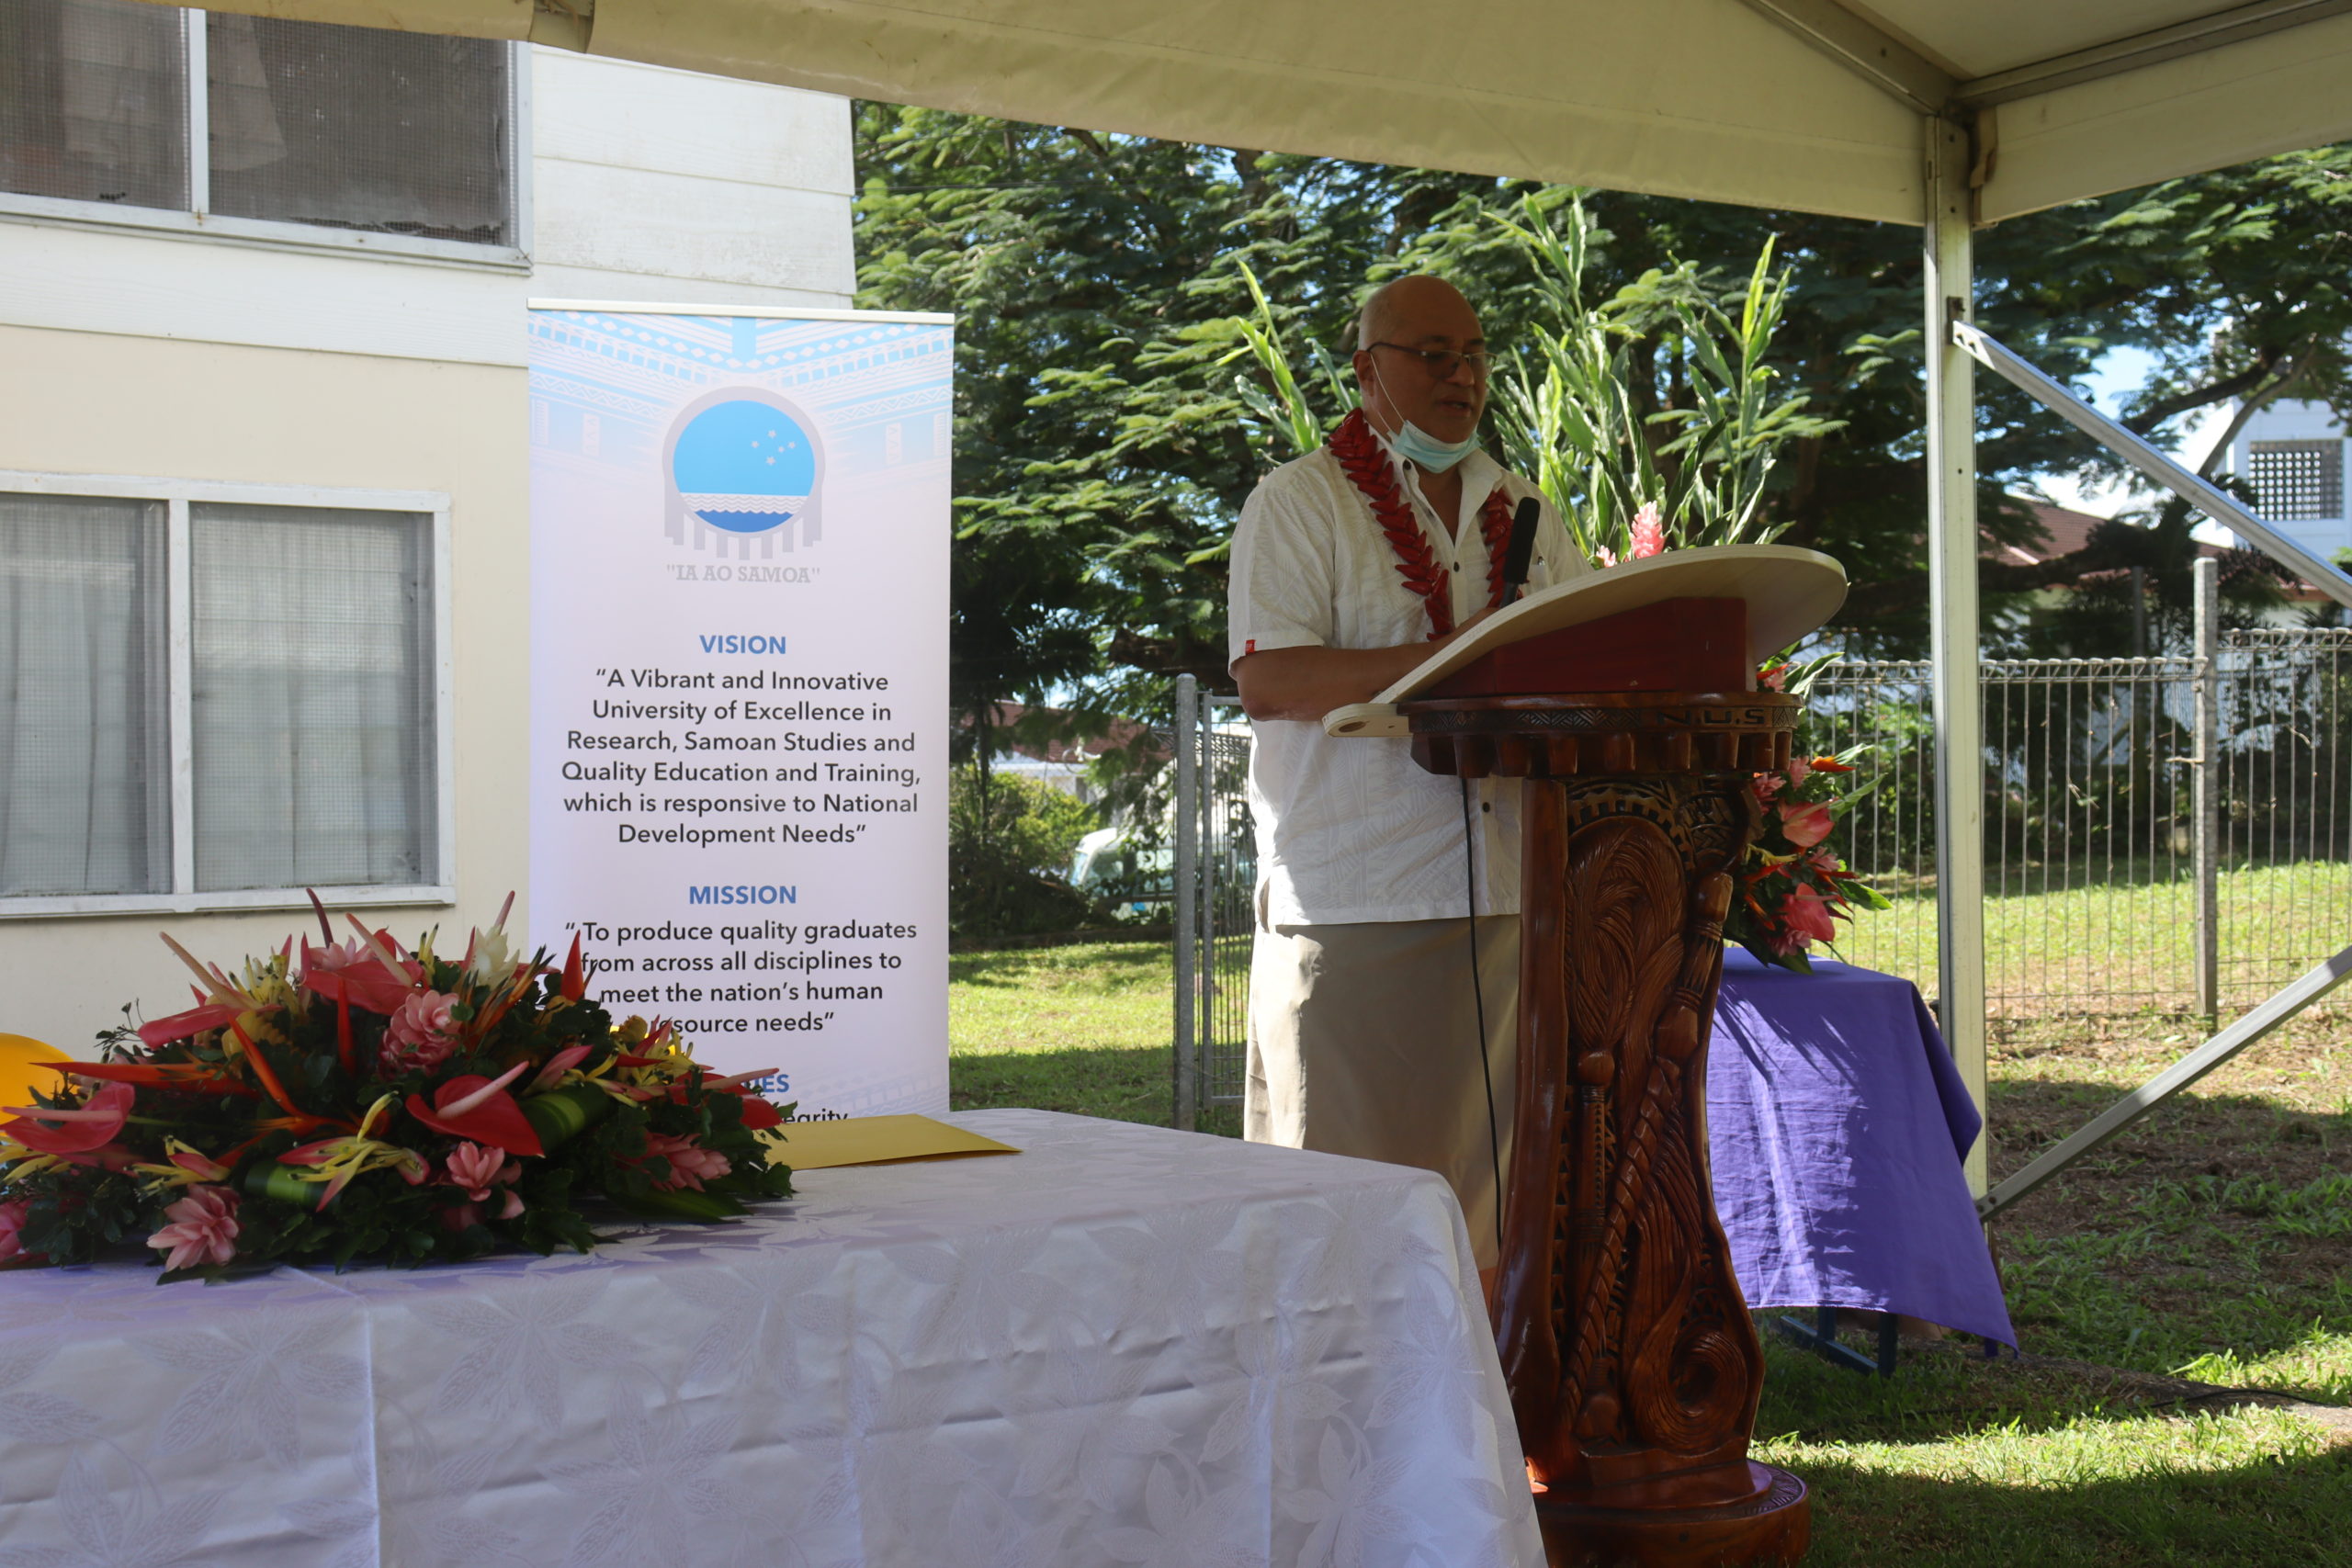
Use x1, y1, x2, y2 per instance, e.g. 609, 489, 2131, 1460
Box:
135, 1002, 245, 1049
1778, 799, 1836, 850
0, 1082, 134, 1155
735, 1096, 784, 1132
404, 1063, 544, 1156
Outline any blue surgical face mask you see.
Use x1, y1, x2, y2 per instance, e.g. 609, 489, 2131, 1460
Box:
1380, 418, 1480, 473
1368, 357, 1480, 471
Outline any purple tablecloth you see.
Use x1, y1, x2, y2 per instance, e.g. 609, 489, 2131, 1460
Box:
1708, 951, 2015, 1346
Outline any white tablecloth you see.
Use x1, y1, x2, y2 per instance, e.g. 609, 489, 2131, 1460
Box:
0, 1110, 1542, 1567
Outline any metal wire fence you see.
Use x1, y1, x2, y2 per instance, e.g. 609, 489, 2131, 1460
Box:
1808, 628, 2352, 1015
1173, 625, 2352, 1119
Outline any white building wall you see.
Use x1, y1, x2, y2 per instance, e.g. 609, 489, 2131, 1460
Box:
0, 40, 856, 1051
2232, 398, 2352, 559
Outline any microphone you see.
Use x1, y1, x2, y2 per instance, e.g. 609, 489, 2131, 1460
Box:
1501, 497, 1542, 600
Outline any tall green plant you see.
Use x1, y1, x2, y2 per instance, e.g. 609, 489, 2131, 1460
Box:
1218, 197, 1838, 568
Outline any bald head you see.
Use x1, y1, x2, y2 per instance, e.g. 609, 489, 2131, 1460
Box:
1355, 275, 1480, 352
1351, 275, 1489, 452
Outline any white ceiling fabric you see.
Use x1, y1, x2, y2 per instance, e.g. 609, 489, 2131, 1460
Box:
137, 1, 2352, 223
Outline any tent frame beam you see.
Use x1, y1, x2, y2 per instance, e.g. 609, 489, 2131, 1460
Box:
1924, 119, 1990, 1196
1747, 0, 2352, 116
1954, 322, 2352, 608
1735, 0, 1952, 113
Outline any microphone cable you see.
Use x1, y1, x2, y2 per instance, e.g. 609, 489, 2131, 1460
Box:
1461, 776, 1504, 1259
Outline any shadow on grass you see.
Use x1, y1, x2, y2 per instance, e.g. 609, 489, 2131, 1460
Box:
1758, 1338, 2352, 1565
1979, 1078, 2352, 1400
1791, 1440, 2352, 1568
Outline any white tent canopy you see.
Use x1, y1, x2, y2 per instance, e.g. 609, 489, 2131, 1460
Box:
148, 1, 2352, 225
142, 0, 2352, 1193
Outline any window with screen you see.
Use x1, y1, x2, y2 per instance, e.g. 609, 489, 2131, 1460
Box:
189, 502, 438, 891
0, 1, 514, 248
2247, 439, 2346, 522
207, 17, 512, 244
0, 0, 188, 210
0, 492, 171, 897
0, 482, 443, 909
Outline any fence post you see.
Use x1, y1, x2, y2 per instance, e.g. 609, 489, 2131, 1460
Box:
2193, 558, 2220, 1021
1172, 674, 1199, 1132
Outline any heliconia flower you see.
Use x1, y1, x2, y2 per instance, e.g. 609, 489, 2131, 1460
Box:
131, 1138, 234, 1191
1778, 799, 1836, 850
0, 1199, 34, 1267
441, 1141, 519, 1203
1786, 756, 1812, 786
1776, 883, 1841, 946
639, 1133, 730, 1192
148, 1185, 242, 1272
135, 1001, 245, 1050
0, 1082, 133, 1156
1809, 755, 1855, 773
528, 1043, 592, 1092
380, 990, 462, 1076
1629, 502, 1666, 559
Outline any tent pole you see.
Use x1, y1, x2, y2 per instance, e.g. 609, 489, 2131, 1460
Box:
1924, 118, 1989, 1196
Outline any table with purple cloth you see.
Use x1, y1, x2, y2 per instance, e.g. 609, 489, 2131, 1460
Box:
1708, 950, 2017, 1347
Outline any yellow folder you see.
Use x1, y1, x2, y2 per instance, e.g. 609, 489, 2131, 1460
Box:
760, 1113, 1019, 1170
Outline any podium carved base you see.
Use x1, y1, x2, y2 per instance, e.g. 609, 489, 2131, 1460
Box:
1396, 689, 1810, 1566
1536, 1463, 1810, 1568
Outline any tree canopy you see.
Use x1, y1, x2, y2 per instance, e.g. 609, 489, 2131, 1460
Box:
851, 106, 2352, 728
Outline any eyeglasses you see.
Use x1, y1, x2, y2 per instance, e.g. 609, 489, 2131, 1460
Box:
1366, 342, 1493, 379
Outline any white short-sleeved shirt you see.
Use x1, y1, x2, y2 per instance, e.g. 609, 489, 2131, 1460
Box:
1228, 444, 1589, 926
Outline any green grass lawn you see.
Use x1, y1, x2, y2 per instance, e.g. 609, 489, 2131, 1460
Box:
950, 937, 2352, 1566
1829, 859, 2352, 1017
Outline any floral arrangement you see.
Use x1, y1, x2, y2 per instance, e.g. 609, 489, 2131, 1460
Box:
1724, 665, 1892, 972
0, 897, 792, 1280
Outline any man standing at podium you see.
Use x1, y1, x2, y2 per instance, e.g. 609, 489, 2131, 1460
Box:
1228, 276, 1584, 1278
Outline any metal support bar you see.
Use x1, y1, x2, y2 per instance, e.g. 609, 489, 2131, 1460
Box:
1172, 674, 1199, 1132
2192, 558, 2220, 1019
1977, 942, 2352, 1222
1925, 120, 1990, 1197
1771, 1309, 1896, 1377
1953, 322, 2352, 608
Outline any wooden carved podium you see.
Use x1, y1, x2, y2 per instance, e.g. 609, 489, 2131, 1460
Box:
1328, 547, 1847, 1568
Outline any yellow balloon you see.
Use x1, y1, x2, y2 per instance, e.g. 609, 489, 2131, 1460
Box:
0, 1034, 72, 1111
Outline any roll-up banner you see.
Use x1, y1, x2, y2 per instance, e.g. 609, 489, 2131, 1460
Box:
526, 303, 953, 1119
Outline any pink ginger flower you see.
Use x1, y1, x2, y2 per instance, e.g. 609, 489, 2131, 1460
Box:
1786, 755, 1812, 786
1629, 502, 1666, 559
1593, 544, 1619, 569
1805, 844, 1842, 874
148, 1185, 242, 1272
1775, 884, 1840, 949
440, 1142, 524, 1218
299, 936, 373, 979
641, 1133, 730, 1192
1778, 799, 1836, 850
0, 1199, 34, 1267
380, 989, 462, 1076
1759, 664, 1787, 692
1748, 773, 1786, 804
